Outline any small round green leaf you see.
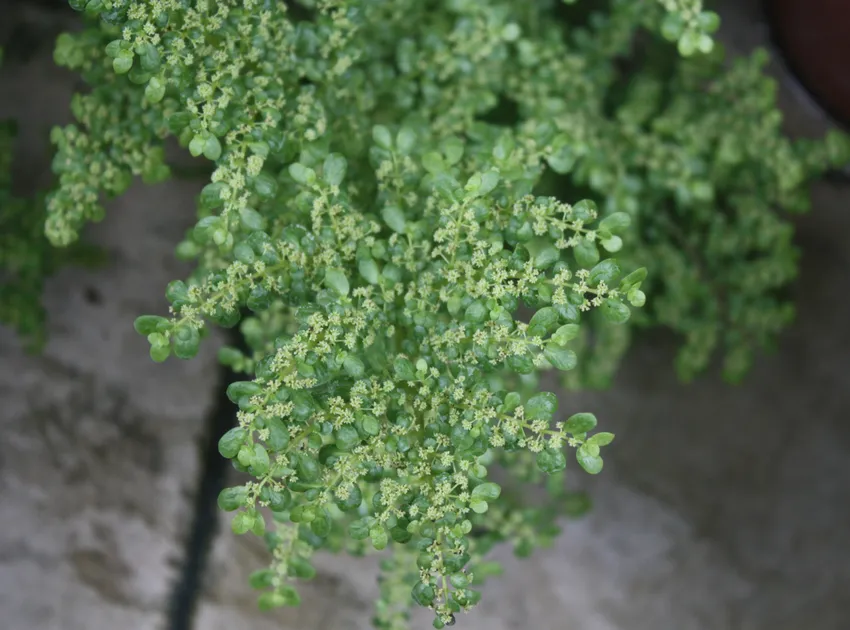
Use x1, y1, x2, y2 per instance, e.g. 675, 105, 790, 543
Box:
249, 569, 274, 590
231, 510, 255, 534
372, 125, 392, 150
150, 345, 170, 362
574, 239, 600, 268
599, 298, 631, 324
382, 205, 407, 233
358, 258, 380, 284
464, 301, 488, 324
217, 486, 247, 511
360, 415, 380, 436
588, 259, 621, 287
251, 443, 270, 476
335, 424, 360, 451
203, 135, 222, 161
526, 391, 558, 421
576, 445, 604, 474
218, 427, 247, 458
227, 381, 262, 403
536, 448, 567, 474
598, 212, 631, 233
370, 525, 388, 550
412, 581, 436, 607
421, 152, 445, 174
588, 431, 615, 446
289, 163, 316, 186
172, 324, 200, 359
565, 412, 597, 434
112, 53, 133, 74
619, 267, 647, 290
393, 356, 416, 381
343, 355, 365, 379
528, 307, 559, 336
544, 344, 578, 371
471, 482, 501, 502
551, 324, 579, 345
324, 268, 350, 297
322, 153, 347, 187
134, 315, 168, 336
349, 519, 369, 540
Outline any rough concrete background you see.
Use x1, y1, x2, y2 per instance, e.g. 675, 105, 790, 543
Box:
1, 2, 849, 629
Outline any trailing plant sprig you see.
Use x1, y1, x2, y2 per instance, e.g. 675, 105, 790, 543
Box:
0, 47, 103, 349
45, 1, 647, 625
137, 135, 639, 625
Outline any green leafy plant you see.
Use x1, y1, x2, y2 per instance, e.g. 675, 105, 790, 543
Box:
1, 0, 847, 627
0, 47, 102, 349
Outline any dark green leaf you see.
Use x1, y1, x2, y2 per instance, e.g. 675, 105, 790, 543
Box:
544, 344, 577, 371
218, 427, 247, 458
172, 324, 200, 359
572, 199, 598, 220
393, 356, 416, 381
412, 581, 436, 607
464, 301, 488, 324
227, 381, 262, 404
335, 484, 363, 512
217, 486, 247, 511
528, 307, 559, 337
536, 448, 566, 474
525, 392, 558, 421
266, 417, 290, 451
599, 298, 631, 324
335, 424, 360, 451
574, 239, 599, 268
588, 259, 621, 287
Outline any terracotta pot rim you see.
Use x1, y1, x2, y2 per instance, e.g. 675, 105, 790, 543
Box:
762, 0, 850, 133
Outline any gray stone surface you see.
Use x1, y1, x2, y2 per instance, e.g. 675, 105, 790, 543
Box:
2, 2, 850, 630
1, 18, 221, 629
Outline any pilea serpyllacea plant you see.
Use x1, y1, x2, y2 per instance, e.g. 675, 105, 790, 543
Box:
1, 1, 847, 627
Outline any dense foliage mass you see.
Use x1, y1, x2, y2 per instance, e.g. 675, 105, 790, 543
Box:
0, 0, 846, 627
